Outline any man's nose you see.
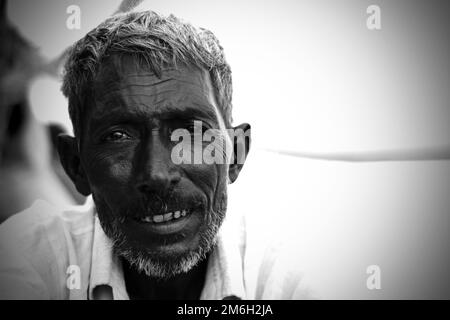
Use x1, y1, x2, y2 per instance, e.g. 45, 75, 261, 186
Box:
135, 134, 181, 194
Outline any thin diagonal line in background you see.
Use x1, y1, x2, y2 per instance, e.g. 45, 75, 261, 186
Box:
265, 146, 450, 162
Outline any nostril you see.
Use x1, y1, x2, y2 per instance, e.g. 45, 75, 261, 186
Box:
137, 184, 151, 195
170, 171, 181, 185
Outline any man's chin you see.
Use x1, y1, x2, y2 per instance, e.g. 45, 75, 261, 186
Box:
117, 242, 207, 279
112, 223, 217, 279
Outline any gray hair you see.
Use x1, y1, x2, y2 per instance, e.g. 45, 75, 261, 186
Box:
62, 10, 233, 138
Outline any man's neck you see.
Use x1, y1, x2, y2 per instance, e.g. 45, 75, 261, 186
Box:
122, 256, 209, 300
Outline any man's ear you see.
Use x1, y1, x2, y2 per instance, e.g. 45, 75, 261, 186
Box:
228, 123, 251, 184
57, 134, 91, 196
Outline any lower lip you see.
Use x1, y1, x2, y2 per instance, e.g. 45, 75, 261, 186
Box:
132, 212, 197, 235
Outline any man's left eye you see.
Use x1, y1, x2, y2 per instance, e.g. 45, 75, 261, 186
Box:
185, 121, 209, 134
104, 131, 131, 142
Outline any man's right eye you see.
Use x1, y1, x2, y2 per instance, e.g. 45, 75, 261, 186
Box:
104, 130, 131, 142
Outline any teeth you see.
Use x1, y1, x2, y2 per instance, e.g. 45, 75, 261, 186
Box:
163, 212, 173, 222
139, 209, 189, 224
140, 216, 152, 223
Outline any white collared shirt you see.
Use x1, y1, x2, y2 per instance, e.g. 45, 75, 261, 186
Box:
0, 198, 310, 300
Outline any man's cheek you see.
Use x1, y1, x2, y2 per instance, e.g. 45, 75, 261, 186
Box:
183, 163, 218, 190
184, 163, 227, 207
87, 157, 133, 193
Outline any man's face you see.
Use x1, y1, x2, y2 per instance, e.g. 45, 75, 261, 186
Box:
78, 56, 231, 277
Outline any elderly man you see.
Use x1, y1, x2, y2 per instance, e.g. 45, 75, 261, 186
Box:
0, 10, 305, 300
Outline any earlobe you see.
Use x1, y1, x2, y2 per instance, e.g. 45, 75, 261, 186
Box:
57, 134, 91, 196
228, 123, 251, 184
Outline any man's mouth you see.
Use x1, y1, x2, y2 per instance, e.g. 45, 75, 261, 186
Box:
129, 207, 199, 237
136, 209, 190, 224
125, 198, 204, 237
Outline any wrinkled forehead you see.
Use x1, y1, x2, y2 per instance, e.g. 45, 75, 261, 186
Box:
91, 54, 228, 130
95, 54, 208, 88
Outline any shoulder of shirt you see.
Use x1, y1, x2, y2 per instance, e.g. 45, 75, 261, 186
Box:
0, 198, 95, 256
0, 198, 96, 236
0, 198, 96, 299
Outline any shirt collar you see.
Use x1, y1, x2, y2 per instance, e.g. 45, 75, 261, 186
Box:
88, 214, 129, 300
88, 206, 246, 300
200, 217, 247, 300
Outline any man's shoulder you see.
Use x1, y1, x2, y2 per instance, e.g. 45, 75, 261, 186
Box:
0, 199, 95, 251
0, 199, 96, 299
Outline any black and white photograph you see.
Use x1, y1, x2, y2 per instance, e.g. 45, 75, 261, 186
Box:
0, 0, 449, 305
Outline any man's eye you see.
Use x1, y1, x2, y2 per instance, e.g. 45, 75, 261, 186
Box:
104, 131, 131, 142
186, 121, 208, 134
186, 124, 196, 133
